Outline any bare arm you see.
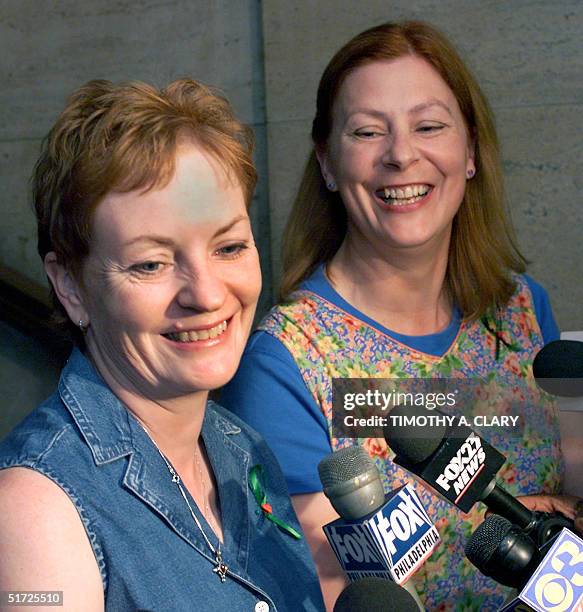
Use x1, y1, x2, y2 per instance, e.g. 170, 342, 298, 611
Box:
559, 410, 583, 497
0, 468, 104, 612
291, 491, 348, 612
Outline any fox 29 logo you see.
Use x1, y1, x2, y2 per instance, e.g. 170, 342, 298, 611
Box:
522, 529, 583, 612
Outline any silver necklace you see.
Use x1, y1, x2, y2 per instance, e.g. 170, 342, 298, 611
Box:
194, 445, 221, 537
138, 423, 228, 582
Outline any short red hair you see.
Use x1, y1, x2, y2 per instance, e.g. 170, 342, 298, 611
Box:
33, 78, 256, 342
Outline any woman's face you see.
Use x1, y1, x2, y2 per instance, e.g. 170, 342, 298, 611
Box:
75, 144, 261, 399
319, 55, 475, 254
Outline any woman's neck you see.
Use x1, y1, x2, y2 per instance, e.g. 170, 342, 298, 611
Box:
327, 230, 453, 336
85, 345, 223, 541
85, 343, 207, 465
124, 391, 207, 466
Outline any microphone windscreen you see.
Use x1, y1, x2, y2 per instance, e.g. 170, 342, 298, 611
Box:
533, 340, 583, 397
465, 514, 511, 567
333, 578, 420, 611
318, 446, 385, 519
383, 404, 446, 464
465, 514, 540, 589
318, 445, 375, 489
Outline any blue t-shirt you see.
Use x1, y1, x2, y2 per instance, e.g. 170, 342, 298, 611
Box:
221, 267, 559, 494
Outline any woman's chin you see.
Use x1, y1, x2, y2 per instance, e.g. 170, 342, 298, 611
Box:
181, 361, 240, 395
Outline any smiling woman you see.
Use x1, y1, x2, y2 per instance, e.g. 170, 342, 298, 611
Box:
0, 79, 324, 611
220, 21, 580, 611
60, 146, 261, 399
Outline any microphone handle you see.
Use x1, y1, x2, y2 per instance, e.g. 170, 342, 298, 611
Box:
482, 484, 533, 528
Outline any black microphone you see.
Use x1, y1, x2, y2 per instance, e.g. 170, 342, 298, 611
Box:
384, 404, 572, 544
333, 577, 421, 611
533, 339, 583, 397
466, 515, 583, 611
384, 404, 531, 525
465, 514, 541, 589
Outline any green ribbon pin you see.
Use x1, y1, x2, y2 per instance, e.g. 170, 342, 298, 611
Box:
249, 465, 302, 540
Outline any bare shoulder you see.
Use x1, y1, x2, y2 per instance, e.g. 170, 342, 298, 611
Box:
1, 464, 69, 496
0, 467, 85, 532
0, 467, 104, 611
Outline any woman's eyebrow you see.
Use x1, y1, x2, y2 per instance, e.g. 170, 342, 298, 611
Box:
343, 99, 453, 121
212, 215, 249, 238
119, 216, 249, 248
121, 235, 175, 248
409, 99, 453, 116
345, 108, 387, 119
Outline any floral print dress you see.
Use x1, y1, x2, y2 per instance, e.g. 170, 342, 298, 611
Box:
257, 274, 562, 611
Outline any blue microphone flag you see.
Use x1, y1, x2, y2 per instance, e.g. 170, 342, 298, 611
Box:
323, 483, 440, 584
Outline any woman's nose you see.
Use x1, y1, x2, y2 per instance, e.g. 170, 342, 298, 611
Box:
176, 266, 227, 313
381, 131, 419, 170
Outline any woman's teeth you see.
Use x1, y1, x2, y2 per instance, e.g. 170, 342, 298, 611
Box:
164, 321, 227, 342
379, 184, 430, 205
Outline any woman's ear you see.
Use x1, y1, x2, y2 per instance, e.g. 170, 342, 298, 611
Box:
466, 135, 476, 178
44, 252, 89, 326
314, 145, 338, 192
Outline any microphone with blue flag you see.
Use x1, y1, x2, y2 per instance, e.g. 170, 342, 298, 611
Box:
318, 446, 440, 586
503, 527, 583, 611
465, 515, 583, 611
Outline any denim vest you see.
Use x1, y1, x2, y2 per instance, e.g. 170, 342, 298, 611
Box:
0, 349, 324, 612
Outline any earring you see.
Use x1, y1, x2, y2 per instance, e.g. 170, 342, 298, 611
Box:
327, 181, 336, 191
467, 168, 475, 179
79, 319, 87, 332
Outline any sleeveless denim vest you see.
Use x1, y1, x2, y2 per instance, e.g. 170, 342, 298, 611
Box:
0, 349, 324, 612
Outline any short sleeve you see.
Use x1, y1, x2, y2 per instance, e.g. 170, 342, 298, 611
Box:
220, 331, 331, 494
524, 275, 560, 343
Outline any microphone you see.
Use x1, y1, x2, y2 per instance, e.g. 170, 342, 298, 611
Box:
384, 404, 572, 545
465, 514, 542, 589
384, 404, 531, 522
318, 444, 385, 519
333, 577, 422, 611
533, 339, 583, 397
466, 517, 583, 611
318, 446, 440, 589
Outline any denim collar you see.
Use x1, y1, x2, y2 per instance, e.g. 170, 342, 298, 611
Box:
58, 348, 253, 575
58, 348, 242, 463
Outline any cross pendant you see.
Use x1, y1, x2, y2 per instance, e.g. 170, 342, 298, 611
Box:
213, 549, 228, 583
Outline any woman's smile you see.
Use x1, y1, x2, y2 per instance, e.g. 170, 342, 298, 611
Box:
163, 319, 228, 343
374, 183, 434, 212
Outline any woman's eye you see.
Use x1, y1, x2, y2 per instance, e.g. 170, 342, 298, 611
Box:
354, 129, 383, 139
131, 261, 164, 274
216, 243, 249, 259
417, 124, 445, 133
